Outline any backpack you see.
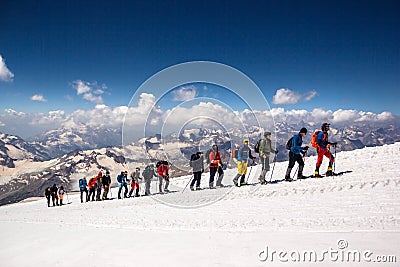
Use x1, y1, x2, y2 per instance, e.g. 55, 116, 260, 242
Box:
117, 174, 123, 183
231, 147, 239, 159
205, 149, 213, 164
78, 179, 83, 187
156, 160, 168, 168
311, 130, 321, 148
254, 139, 261, 153
189, 154, 197, 167
88, 177, 96, 188
142, 167, 151, 179
286, 137, 294, 150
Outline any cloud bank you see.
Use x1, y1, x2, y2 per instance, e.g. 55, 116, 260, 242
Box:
0, 93, 396, 139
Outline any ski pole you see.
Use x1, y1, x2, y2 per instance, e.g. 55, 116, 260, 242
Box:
182, 174, 194, 193
269, 154, 277, 183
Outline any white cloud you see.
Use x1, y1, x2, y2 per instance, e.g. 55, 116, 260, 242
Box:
377, 111, 394, 121
332, 109, 360, 123
93, 89, 104, 95
72, 80, 91, 95
83, 93, 103, 104
304, 90, 317, 101
273, 88, 319, 105
0, 92, 396, 141
30, 94, 47, 102
72, 80, 106, 104
5, 109, 25, 116
172, 85, 197, 101
272, 88, 302, 105
0, 55, 14, 82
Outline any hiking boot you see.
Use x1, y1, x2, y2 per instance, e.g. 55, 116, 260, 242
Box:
196, 186, 201, 190
285, 175, 293, 182
297, 175, 308, 179
325, 166, 333, 176
240, 181, 248, 186
233, 174, 241, 186
314, 170, 323, 178
190, 186, 194, 191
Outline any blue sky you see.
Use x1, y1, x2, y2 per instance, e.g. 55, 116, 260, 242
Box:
0, 0, 399, 117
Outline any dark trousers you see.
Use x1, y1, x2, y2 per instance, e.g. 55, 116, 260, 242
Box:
288, 152, 304, 168
118, 184, 128, 199
190, 172, 202, 187
96, 187, 102, 200
88, 188, 96, 201
51, 193, 58, 206
80, 188, 88, 203
46, 196, 51, 207
209, 166, 223, 185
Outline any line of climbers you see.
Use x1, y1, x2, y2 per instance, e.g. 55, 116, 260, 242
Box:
188, 122, 338, 189
44, 122, 338, 205
77, 161, 170, 203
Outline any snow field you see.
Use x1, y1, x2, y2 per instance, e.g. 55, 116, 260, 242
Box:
0, 143, 399, 266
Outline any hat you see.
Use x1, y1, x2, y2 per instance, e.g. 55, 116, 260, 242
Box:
321, 123, 330, 131
243, 138, 249, 143
264, 131, 271, 137
300, 127, 308, 134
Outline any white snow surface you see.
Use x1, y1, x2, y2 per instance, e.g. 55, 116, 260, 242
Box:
1, 143, 400, 266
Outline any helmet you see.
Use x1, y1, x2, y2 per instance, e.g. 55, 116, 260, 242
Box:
243, 138, 249, 143
321, 123, 330, 131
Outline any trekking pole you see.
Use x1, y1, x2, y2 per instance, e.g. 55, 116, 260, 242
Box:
246, 165, 253, 183
334, 145, 337, 174
269, 154, 277, 183
182, 174, 194, 193
66, 190, 70, 204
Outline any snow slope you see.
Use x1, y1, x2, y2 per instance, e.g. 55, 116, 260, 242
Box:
0, 143, 399, 266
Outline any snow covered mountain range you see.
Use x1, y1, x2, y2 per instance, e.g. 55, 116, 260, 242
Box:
0, 119, 400, 205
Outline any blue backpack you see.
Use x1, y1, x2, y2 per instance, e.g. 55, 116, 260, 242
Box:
117, 174, 123, 183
